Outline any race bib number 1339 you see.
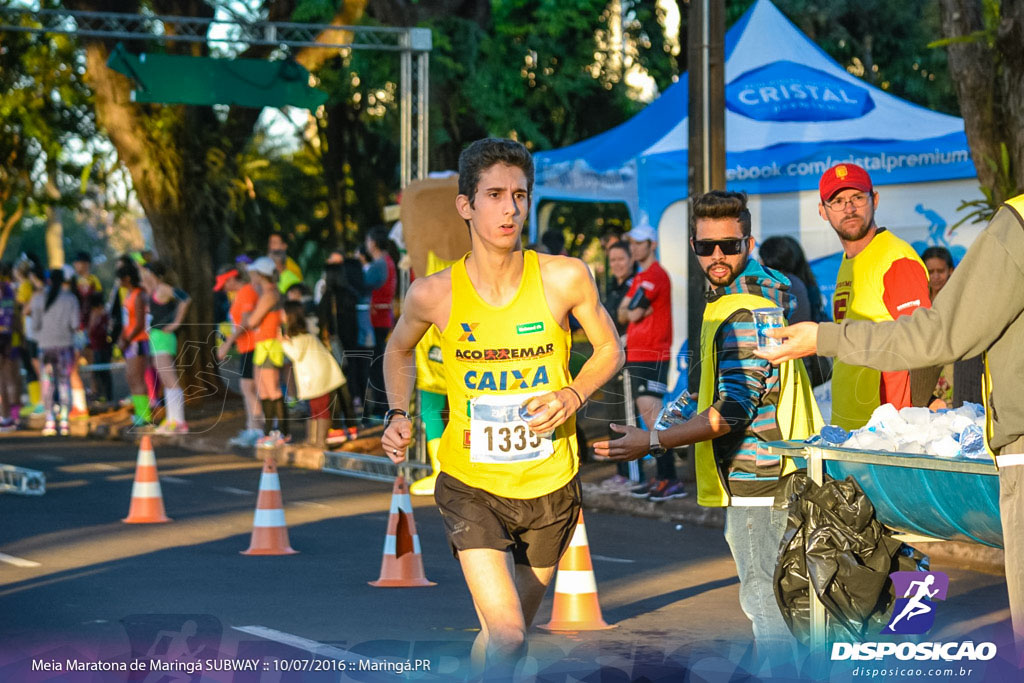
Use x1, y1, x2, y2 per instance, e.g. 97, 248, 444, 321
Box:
469, 394, 554, 464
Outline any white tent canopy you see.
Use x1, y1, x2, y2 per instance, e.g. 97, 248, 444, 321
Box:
531, 0, 975, 233
530, 0, 983, 396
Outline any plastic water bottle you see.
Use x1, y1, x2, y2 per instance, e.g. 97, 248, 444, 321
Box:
958, 424, 986, 457
519, 402, 553, 439
820, 425, 851, 446
655, 393, 697, 430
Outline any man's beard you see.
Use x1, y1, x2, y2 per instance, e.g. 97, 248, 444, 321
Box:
703, 260, 744, 287
833, 214, 872, 242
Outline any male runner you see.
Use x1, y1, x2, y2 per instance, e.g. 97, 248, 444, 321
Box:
380, 138, 623, 674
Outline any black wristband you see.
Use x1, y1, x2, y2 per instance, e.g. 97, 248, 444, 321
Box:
383, 408, 409, 428
564, 386, 585, 408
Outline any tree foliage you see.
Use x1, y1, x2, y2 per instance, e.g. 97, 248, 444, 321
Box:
0, 12, 97, 259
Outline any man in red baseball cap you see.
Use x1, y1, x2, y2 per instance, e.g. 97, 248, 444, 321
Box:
817, 163, 931, 430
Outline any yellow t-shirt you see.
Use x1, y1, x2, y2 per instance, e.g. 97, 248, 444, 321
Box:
831, 229, 929, 430
439, 250, 577, 499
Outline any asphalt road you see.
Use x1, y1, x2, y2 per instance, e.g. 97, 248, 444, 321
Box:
0, 435, 1015, 682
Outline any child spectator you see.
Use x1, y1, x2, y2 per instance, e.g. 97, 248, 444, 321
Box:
280, 300, 346, 449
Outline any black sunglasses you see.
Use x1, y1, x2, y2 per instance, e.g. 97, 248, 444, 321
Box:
692, 238, 746, 257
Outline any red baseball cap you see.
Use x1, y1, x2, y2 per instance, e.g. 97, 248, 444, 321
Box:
213, 268, 238, 292
819, 163, 873, 202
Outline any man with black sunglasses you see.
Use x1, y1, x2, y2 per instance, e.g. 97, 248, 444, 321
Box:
596, 190, 821, 666
817, 163, 931, 430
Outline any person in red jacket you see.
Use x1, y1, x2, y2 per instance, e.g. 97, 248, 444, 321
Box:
617, 221, 684, 501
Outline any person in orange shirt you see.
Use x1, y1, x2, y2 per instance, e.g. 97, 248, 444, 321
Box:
216, 265, 265, 447
245, 257, 289, 447
115, 261, 152, 428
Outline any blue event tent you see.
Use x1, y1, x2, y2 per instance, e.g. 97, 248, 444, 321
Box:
531, 0, 986, 405
530, 0, 976, 234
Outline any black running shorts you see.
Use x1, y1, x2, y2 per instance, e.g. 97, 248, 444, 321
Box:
434, 471, 582, 568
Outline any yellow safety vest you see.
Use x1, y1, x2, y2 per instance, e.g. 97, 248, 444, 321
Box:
696, 292, 823, 506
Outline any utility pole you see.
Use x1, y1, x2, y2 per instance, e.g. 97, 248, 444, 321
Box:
686, 0, 725, 390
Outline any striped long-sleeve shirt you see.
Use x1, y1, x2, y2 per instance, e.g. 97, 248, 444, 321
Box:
706, 259, 796, 501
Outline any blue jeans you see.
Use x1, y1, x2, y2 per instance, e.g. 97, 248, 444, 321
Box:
723, 505, 795, 656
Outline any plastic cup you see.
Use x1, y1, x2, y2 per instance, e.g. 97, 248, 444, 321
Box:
752, 307, 785, 349
519, 401, 553, 439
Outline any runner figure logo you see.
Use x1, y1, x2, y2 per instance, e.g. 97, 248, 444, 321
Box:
882, 570, 949, 635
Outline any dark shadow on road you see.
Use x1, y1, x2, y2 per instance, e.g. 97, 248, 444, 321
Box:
603, 575, 740, 623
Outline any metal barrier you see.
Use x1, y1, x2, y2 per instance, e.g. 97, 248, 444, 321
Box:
322, 451, 430, 483
0, 464, 46, 495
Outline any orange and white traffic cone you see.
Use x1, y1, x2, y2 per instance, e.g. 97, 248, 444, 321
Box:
538, 510, 616, 631
369, 475, 436, 587
123, 435, 171, 524
241, 456, 298, 555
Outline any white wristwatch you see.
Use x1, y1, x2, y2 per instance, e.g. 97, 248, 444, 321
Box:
649, 429, 667, 456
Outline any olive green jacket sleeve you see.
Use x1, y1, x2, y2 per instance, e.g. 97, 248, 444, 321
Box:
817, 204, 1024, 451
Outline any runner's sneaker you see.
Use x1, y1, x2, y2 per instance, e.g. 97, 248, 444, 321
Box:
629, 478, 658, 499
155, 420, 189, 435
42, 419, 57, 436
59, 419, 70, 437
649, 479, 689, 502
0, 417, 17, 433
229, 428, 262, 447
325, 428, 349, 445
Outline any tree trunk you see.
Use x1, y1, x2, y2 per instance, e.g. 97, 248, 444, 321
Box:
995, 0, 1024, 197
0, 200, 25, 260
73, 0, 370, 402
44, 173, 65, 269
80, 42, 232, 399
938, 0, 1024, 203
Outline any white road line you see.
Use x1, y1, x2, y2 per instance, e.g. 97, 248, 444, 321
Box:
215, 486, 252, 496
92, 463, 122, 471
231, 626, 377, 663
160, 476, 190, 484
590, 554, 636, 564
0, 553, 40, 568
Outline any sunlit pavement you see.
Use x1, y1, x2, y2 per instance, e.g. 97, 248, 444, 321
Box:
0, 435, 1014, 681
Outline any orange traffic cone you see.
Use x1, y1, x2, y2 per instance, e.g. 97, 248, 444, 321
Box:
241, 456, 298, 555
538, 510, 616, 631
369, 475, 436, 587
123, 435, 171, 523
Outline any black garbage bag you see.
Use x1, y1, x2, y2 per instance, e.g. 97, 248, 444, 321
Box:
772, 470, 929, 645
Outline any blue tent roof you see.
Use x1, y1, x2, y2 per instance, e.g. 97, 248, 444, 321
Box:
532, 0, 975, 229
